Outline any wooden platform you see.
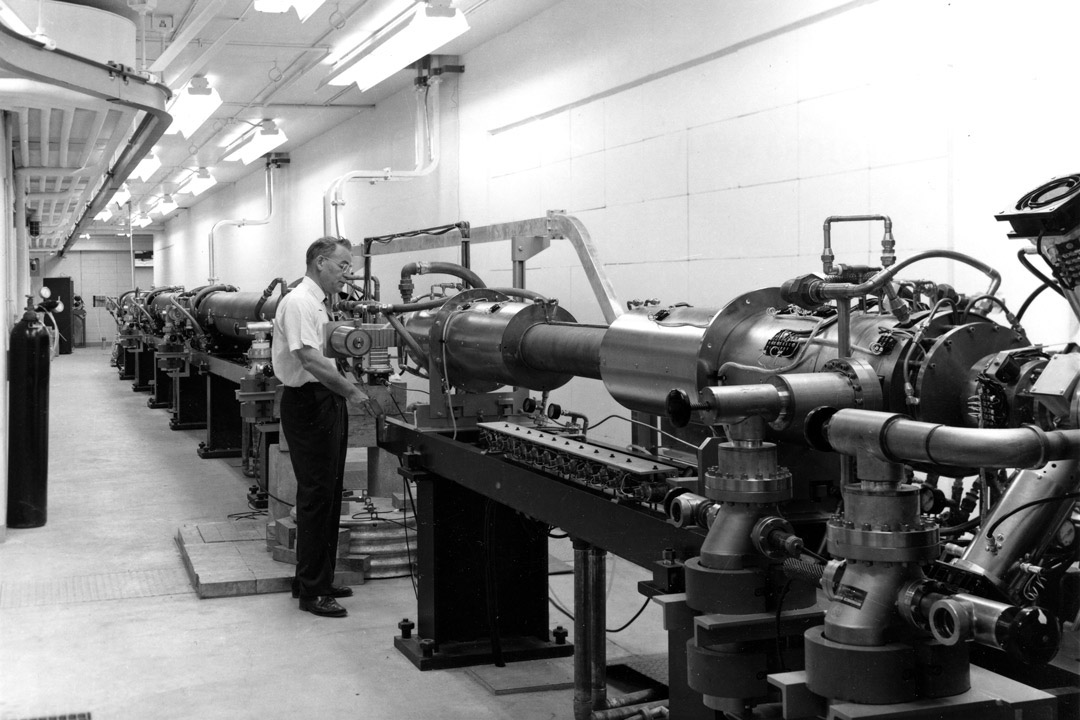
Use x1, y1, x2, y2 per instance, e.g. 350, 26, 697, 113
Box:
176, 519, 368, 599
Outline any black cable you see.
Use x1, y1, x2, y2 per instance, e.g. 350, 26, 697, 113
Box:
549, 595, 574, 621
606, 595, 651, 633
1016, 282, 1052, 321
939, 517, 981, 536
985, 492, 1080, 540
1016, 250, 1065, 298
266, 490, 294, 508
546, 594, 653, 633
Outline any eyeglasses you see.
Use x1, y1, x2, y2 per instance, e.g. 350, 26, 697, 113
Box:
319, 256, 352, 274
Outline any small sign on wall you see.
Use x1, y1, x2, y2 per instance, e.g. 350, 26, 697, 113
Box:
29, 258, 40, 274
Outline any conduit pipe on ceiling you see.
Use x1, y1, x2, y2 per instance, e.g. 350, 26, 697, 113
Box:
0, 25, 174, 257
208, 159, 277, 283
323, 76, 441, 239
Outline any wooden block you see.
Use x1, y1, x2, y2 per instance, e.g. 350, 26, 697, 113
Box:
336, 555, 371, 572
336, 526, 350, 557
334, 569, 365, 586
275, 517, 297, 549
271, 544, 297, 565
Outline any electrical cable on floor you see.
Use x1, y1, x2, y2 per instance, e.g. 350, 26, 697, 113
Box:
266, 491, 294, 507
547, 588, 654, 633
230, 509, 267, 520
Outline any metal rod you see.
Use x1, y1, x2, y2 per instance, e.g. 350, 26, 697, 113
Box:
588, 545, 607, 712
573, 539, 593, 720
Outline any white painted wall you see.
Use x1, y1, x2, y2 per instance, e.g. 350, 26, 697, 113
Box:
157, 0, 1080, 443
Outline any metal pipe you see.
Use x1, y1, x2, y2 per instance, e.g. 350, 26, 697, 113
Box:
835, 296, 851, 358
815, 409, 1080, 469
822, 214, 894, 275
590, 700, 668, 720
573, 540, 593, 720
818, 250, 1001, 301
325, 78, 441, 238
382, 311, 428, 369
208, 160, 275, 283
168, 297, 204, 336
588, 545, 607, 712
519, 323, 605, 380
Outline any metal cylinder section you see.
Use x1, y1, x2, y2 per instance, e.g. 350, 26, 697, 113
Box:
406, 289, 582, 393
195, 291, 283, 340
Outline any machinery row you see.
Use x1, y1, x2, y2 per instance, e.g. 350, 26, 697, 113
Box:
105, 175, 1080, 720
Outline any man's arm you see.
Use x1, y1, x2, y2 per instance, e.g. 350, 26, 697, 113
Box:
295, 346, 368, 405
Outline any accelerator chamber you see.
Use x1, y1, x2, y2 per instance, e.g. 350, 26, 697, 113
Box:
106, 174, 1080, 720
318, 178, 1079, 720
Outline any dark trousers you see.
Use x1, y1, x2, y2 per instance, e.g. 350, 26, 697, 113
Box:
281, 382, 347, 599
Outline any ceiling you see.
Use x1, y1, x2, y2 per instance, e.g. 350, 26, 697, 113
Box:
1, 0, 559, 251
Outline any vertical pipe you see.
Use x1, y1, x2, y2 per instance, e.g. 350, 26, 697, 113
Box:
573, 539, 593, 720
589, 545, 608, 711
1, 113, 13, 541
128, 203, 135, 289
512, 261, 525, 290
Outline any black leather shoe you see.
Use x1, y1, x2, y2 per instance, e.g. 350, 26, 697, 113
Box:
292, 583, 353, 599
299, 596, 348, 617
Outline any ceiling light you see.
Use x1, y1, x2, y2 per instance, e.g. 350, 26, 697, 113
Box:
95, 208, 113, 222
253, 0, 327, 22
154, 194, 179, 216
132, 215, 153, 228
111, 184, 131, 207
166, 77, 223, 139
178, 168, 217, 196
131, 153, 162, 181
325, 2, 469, 91
222, 120, 287, 165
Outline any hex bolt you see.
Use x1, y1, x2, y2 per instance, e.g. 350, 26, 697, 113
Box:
552, 626, 568, 645
398, 618, 415, 639
419, 638, 436, 658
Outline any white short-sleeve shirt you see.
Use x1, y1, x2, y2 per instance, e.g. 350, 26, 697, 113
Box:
272, 276, 329, 387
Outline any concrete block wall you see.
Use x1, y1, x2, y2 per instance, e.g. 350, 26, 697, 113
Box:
36, 253, 153, 345
157, 0, 1080, 444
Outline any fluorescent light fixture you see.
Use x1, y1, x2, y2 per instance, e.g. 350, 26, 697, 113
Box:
177, 168, 217, 196
253, 0, 327, 22
166, 77, 223, 139
222, 120, 287, 165
325, 2, 469, 91
111, 184, 131, 207
131, 153, 162, 181
154, 194, 179, 216
132, 215, 153, 228
94, 208, 113, 222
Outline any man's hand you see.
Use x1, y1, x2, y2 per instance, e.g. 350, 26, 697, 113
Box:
346, 387, 384, 417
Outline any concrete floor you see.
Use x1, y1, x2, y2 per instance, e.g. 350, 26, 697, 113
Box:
0, 348, 669, 720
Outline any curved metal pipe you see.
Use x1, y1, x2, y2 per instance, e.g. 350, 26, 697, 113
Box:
191, 284, 236, 317
399, 261, 485, 302
816, 250, 1001, 302
253, 277, 287, 317
325, 78, 441, 238
814, 409, 1080, 469
208, 160, 276, 282
169, 297, 204, 336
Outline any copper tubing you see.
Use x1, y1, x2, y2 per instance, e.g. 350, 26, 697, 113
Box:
519, 323, 605, 380
817, 409, 1079, 469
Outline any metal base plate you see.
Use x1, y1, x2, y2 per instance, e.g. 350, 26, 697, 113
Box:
196, 447, 241, 459
394, 635, 573, 671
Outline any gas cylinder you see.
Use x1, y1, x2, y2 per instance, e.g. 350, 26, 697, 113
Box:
8, 297, 52, 528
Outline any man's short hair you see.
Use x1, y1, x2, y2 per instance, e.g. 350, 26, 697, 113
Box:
305, 236, 352, 268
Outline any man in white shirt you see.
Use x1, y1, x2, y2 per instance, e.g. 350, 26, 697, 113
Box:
273, 236, 372, 618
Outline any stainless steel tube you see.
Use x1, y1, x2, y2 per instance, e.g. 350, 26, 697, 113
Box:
588, 545, 607, 712
520, 323, 605, 379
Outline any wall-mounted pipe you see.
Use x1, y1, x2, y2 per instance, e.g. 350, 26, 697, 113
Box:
323, 77, 441, 238
208, 159, 277, 283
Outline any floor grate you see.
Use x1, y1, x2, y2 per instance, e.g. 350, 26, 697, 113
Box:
0, 567, 192, 609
